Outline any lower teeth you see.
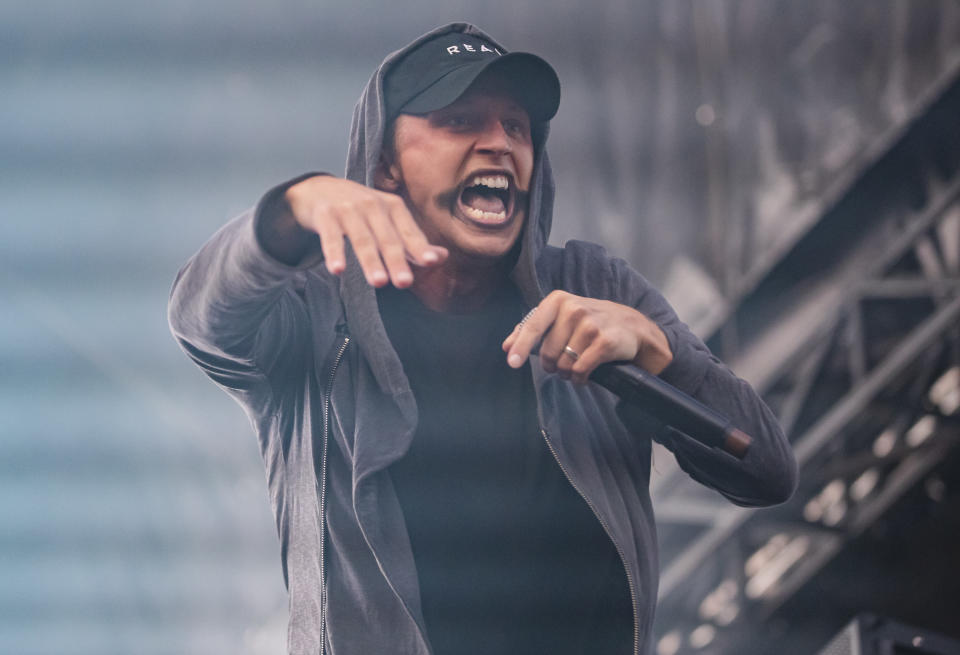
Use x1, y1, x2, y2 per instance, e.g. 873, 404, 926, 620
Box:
463, 206, 506, 221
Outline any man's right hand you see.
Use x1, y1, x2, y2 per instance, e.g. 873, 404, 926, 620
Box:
284, 176, 448, 288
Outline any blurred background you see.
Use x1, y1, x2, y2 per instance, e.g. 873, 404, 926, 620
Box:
2, 1, 960, 654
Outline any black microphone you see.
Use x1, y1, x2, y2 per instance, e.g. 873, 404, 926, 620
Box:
589, 362, 752, 459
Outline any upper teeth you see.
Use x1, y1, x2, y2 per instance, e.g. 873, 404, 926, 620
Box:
469, 174, 509, 189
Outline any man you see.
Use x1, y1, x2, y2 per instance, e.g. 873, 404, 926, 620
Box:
169, 23, 796, 655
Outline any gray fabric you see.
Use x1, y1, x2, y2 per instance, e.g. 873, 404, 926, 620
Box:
168, 22, 797, 655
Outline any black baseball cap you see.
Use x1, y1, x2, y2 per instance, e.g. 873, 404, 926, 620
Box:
383, 31, 560, 123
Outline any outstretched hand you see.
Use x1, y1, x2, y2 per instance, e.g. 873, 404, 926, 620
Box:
502, 290, 674, 384
285, 176, 448, 288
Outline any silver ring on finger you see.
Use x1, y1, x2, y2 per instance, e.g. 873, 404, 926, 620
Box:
562, 345, 580, 361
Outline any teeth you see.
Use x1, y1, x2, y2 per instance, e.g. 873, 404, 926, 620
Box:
467, 174, 509, 189
463, 205, 507, 222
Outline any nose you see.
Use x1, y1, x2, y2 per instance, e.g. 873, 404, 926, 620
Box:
475, 118, 512, 156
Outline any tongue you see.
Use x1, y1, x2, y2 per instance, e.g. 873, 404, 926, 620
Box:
461, 188, 506, 214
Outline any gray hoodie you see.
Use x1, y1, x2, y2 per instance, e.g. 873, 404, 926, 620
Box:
168, 22, 797, 655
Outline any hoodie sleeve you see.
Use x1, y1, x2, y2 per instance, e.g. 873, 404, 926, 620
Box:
607, 255, 798, 507
167, 177, 326, 412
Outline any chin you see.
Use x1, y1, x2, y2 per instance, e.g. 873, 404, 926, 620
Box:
449, 231, 523, 264
417, 201, 525, 265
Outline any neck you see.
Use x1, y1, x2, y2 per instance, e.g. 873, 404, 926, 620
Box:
408, 255, 512, 314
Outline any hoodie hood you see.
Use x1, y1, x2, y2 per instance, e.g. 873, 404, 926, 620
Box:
342, 22, 557, 310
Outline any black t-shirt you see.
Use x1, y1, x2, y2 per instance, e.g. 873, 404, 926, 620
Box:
378, 284, 633, 655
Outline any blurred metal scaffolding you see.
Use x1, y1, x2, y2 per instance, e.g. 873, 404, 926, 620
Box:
650, 61, 960, 655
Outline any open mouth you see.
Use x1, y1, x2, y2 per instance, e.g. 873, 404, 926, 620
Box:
456, 172, 515, 227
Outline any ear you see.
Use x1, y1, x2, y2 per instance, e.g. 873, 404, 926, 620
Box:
373, 152, 402, 192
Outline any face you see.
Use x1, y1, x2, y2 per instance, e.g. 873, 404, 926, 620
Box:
377, 75, 535, 263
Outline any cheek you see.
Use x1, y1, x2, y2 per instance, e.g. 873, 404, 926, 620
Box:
397, 148, 459, 195
393, 153, 430, 195
517, 149, 535, 190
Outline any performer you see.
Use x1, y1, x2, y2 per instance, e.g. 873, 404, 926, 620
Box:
169, 23, 797, 655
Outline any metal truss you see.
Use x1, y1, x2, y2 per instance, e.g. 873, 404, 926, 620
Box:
650, 172, 960, 655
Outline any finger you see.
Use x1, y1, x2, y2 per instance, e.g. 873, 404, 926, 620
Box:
568, 332, 618, 385
384, 195, 448, 267
538, 306, 579, 375
542, 294, 598, 375
336, 205, 389, 287
502, 308, 535, 352
311, 207, 347, 275
365, 202, 414, 288
506, 294, 563, 368
501, 322, 521, 352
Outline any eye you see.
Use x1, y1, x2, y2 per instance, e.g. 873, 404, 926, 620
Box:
503, 119, 530, 138
443, 114, 474, 129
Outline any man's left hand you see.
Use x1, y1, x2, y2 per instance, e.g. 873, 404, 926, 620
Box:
502, 290, 674, 384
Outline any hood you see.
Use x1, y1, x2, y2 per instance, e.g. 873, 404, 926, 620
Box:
342, 22, 557, 311
336, 23, 557, 404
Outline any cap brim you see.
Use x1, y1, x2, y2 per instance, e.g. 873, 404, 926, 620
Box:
399, 52, 560, 122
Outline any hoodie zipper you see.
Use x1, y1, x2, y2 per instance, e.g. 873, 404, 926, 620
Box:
318, 335, 350, 655
539, 427, 640, 655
